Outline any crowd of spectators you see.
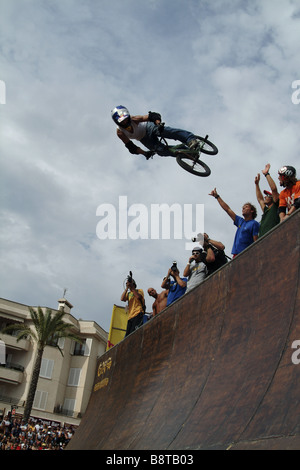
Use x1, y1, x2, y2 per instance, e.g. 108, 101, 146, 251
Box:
122, 164, 299, 326
0, 414, 75, 450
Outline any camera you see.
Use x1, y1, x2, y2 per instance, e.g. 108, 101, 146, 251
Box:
191, 233, 204, 243
127, 271, 133, 283
170, 261, 178, 272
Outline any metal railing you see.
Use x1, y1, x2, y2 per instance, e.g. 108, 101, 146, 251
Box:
0, 362, 25, 372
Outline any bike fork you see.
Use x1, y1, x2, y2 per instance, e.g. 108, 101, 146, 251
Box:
197, 135, 209, 152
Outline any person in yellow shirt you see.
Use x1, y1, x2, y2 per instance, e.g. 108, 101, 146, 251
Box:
121, 277, 145, 337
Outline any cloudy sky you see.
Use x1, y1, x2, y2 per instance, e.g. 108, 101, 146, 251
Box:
1, 0, 299, 332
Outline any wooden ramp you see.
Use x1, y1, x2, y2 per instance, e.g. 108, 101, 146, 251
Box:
67, 210, 300, 450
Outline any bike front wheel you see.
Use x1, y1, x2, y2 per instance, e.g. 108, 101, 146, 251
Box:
194, 135, 218, 155
176, 154, 211, 177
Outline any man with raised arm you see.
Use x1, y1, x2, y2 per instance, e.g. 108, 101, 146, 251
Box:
254, 163, 280, 237
209, 188, 259, 257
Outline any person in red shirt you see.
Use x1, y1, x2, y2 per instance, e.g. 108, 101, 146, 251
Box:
278, 166, 300, 222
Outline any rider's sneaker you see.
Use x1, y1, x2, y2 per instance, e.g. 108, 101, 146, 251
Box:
188, 138, 201, 150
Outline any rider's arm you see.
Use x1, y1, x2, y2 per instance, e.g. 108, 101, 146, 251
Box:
132, 113, 161, 125
116, 128, 147, 156
131, 115, 149, 123
209, 188, 236, 221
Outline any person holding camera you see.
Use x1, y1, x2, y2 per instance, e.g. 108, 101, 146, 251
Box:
161, 262, 187, 307
191, 232, 228, 275
121, 276, 145, 337
202, 233, 229, 275
183, 246, 215, 294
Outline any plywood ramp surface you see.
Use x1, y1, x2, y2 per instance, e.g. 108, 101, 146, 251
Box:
67, 210, 300, 450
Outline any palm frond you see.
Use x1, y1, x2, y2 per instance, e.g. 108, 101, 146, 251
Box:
1, 323, 37, 343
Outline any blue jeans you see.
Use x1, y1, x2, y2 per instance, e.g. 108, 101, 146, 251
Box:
140, 122, 195, 157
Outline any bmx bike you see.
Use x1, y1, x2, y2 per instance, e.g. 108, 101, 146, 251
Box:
153, 124, 218, 177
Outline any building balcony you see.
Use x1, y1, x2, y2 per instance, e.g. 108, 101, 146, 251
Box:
0, 332, 30, 351
0, 363, 24, 385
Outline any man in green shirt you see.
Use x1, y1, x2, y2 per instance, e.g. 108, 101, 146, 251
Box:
255, 163, 280, 238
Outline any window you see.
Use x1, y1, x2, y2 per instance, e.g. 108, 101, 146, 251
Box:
40, 358, 54, 379
72, 338, 92, 356
63, 398, 76, 416
33, 390, 48, 410
46, 335, 65, 350
73, 341, 85, 356
68, 368, 81, 386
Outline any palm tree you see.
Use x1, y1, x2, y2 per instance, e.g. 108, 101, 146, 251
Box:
2, 306, 82, 423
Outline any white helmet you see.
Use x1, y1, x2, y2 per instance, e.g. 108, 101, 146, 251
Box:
111, 105, 131, 126
278, 166, 296, 178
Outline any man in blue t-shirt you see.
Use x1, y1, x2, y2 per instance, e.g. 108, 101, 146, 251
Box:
161, 265, 187, 306
209, 188, 259, 257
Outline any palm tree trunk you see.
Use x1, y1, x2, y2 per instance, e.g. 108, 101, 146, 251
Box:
23, 345, 44, 423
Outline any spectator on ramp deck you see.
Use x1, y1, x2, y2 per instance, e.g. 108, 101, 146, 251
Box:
183, 246, 214, 293
209, 188, 259, 258
161, 263, 187, 306
277, 166, 300, 222
121, 278, 145, 336
147, 288, 168, 316
202, 233, 229, 274
254, 163, 280, 237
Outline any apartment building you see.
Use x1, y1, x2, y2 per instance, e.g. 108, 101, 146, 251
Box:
0, 297, 108, 426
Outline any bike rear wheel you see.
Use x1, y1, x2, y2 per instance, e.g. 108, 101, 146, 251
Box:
194, 135, 218, 155
176, 154, 211, 177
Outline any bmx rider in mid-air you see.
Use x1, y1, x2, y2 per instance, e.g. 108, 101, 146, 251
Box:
111, 105, 201, 160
